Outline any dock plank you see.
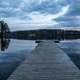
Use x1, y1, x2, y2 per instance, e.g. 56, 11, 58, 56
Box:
7, 40, 80, 80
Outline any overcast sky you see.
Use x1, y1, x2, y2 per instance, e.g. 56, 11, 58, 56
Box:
0, 0, 80, 31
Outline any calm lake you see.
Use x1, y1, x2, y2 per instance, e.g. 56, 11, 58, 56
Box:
0, 39, 37, 80
0, 39, 80, 80
58, 39, 80, 69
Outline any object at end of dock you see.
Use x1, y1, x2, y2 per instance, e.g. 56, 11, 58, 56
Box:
54, 40, 60, 43
35, 40, 42, 43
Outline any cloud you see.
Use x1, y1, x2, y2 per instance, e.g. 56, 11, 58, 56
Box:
0, 0, 70, 18
0, 0, 79, 30
55, 16, 80, 27
21, 0, 70, 15
54, 0, 80, 27
66, 0, 80, 16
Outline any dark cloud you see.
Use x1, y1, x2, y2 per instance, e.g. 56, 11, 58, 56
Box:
55, 16, 80, 27
22, 0, 70, 14
0, 0, 70, 19
0, 0, 24, 18
0, 0, 21, 8
66, 1, 80, 16
54, 0, 80, 27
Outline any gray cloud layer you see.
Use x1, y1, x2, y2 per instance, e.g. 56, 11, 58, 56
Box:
0, 0, 70, 18
0, 0, 80, 29
55, 0, 80, 27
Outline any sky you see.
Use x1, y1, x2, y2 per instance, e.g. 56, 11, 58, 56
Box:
0, 0, 80, 31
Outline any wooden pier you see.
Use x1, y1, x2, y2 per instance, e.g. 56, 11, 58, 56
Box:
7, 40, 80, 80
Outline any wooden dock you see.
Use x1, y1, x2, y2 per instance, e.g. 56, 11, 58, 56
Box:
7, 40, 80, 80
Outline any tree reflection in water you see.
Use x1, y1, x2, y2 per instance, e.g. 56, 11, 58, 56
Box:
0, 21, 10, 51
0, 37, 10, 51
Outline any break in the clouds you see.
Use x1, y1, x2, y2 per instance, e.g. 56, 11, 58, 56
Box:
0, 0, 79, 30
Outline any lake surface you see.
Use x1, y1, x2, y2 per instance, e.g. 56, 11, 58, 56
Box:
0, 39, 37, 80
57, 39, 80, 69
0, 39, 80, 80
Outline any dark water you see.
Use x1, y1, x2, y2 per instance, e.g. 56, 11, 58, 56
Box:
58, 39, 80, 69
0, 39, 37, 80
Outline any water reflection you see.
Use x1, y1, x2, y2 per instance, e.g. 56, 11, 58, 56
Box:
0, 21, 10, 51
0, 21, 80, 80
57, 40, 80, 69
0, 21, 38, 80
0, 37, 10, 51
0, 39, 37, 80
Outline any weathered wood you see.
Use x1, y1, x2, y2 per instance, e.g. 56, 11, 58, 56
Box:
7, 40, 80, 80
